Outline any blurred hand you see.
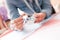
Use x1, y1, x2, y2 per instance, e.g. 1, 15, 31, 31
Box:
13, 17, 24, 30
34, 13, 46, 23
13, 13, 28, 30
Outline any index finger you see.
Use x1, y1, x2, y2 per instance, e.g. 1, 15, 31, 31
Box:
14, 17, 23, 23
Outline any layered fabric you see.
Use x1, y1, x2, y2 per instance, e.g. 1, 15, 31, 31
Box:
6, 0, 52, 20
0, 7, 8, 21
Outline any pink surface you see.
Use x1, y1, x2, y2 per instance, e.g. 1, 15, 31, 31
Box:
0, 14, 60, 40
23, 14, 60, 40
0, 30, 13, 38
0, 7, 8, 21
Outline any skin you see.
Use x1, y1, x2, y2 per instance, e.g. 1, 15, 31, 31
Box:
0, 14, 8, 30
34, 12, 46, 23
0, 15, 5, 30
14, 17, 24, 30
13, 13, 46, 30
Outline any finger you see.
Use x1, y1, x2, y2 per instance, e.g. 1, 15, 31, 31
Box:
34, 13, 44, 18
14, 17, 23, 23
35, 18, 43, 23
34, 14, 41, 18
35, 19, 40, 23
15, 23, 23, 30
34, 14, 38, 18
15, 20, 24, 26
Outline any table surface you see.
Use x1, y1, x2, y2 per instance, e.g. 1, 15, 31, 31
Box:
24, 13, 60, 40
0, 13, 60, 40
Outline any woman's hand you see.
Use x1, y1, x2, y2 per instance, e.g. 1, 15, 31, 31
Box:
34, 13, 46, 23
13, 17, 24, 30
